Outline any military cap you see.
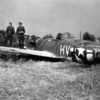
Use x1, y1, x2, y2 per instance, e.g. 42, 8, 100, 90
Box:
19, 22, 22, 25
9, 22, 12, 25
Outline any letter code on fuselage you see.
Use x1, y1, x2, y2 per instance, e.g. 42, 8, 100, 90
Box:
60, 45, 71, 56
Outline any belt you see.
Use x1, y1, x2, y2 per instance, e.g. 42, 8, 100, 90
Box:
18, 33, 24, 34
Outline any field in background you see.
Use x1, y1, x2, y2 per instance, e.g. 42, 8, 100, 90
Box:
0, 60, 99, 100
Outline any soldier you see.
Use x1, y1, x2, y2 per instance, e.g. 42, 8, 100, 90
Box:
16, 22, 26, 49
5, 22, 15, 46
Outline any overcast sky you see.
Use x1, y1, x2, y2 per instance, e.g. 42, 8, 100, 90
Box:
0, 0, 100, 37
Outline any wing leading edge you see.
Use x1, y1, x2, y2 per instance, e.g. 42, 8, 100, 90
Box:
0, 46, 65, 60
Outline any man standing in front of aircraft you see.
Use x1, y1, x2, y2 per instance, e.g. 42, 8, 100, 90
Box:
16, 22, 26, 49
5, 22, 15, 46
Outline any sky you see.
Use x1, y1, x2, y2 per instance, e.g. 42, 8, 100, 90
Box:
0, 0, 100, 38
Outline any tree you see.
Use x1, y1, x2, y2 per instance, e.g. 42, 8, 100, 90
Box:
83, 32, 95, 41
43, 34, 53, 39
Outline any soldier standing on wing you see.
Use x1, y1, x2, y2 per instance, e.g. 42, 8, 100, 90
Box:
16, 22, 26, 49
5, 22, 15, 46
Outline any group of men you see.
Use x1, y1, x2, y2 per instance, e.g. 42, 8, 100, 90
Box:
5, 22, 26, 49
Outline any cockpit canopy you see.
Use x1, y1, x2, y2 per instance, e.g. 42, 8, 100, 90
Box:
61, 32, 75, 40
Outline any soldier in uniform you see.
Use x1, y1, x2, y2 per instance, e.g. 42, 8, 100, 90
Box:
5, 22, 15, 46
16, 22, 26, 49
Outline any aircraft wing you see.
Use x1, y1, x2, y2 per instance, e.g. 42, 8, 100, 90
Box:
0, 46, 65, 60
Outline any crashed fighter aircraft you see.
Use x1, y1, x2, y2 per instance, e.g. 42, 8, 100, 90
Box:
0, 32, 100, 64
35, 32, 100, 64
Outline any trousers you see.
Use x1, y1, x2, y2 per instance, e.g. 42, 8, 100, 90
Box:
5, 34, 13, 46
18, 33, 24, 49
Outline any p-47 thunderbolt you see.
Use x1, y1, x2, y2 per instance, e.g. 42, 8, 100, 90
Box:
35, 33, 100, 64
0, 32, 100, 64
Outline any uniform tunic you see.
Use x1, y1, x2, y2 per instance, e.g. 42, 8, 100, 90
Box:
5, 26, 15, 46
16, 26, 25, 49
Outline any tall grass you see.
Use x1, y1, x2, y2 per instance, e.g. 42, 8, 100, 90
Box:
0, 59, 99, 100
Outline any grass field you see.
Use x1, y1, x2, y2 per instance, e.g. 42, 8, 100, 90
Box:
0, 59, 99, 100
